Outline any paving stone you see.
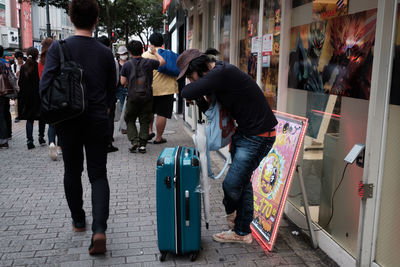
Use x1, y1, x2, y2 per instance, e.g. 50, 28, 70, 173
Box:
0, 116, 338, 266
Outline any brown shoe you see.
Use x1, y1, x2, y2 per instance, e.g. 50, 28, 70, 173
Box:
72, 220, 86, 232
212, 230, 253, 244
88, 233, 107, 255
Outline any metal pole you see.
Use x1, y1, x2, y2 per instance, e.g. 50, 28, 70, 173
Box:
297, 165, 318, 249
46, 0, 51, 37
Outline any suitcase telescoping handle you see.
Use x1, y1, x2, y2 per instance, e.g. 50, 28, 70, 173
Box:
185, 190, 190, 226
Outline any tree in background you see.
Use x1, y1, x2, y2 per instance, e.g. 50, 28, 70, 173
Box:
26, 0, 165, 47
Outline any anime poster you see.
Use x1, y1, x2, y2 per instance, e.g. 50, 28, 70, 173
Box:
288, 9, 377, 100
313, 0, 348, 20
390, 5, 400, 106
251, 112, 307, 251
292, 0, 312, 8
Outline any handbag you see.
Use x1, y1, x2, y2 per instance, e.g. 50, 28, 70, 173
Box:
41, 40, 86, 124
0, 63, 18, 98
204, 95, 235, 179
205, 97, 235, 151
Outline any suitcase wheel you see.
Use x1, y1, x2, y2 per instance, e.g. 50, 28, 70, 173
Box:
190, 251, 199, 262
159, 251, 168, 262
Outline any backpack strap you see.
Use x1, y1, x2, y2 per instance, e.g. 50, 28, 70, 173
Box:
57, 40, 66, 68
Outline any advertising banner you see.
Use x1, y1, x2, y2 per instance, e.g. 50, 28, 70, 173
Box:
313, 0, 348, 20
0, 3, 5, 26
288, 9, 377, 100
21, 1, 32, 49
251, 111, 308, 251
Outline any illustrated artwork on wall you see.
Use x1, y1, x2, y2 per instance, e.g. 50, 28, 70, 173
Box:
251, 112, 308, 251
288, 9, 377, 100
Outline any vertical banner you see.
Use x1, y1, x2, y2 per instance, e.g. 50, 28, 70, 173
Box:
21, 1, 32, 49
163, 0, 172, 14
251, 111, 308, 251
313, 0, 348, 20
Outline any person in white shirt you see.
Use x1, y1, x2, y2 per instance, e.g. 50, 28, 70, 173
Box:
11, 51, 24, 123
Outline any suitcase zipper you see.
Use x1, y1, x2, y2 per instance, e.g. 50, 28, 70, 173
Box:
174, 146, 183, 255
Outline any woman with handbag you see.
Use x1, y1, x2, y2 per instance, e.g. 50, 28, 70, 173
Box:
18, 47, 46, 149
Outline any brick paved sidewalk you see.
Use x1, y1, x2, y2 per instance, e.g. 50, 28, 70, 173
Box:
0, 114, 338, 266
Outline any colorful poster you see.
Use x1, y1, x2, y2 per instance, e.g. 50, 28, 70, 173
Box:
313, 0, 348, 20
251, 112, 308, 251
288, 9, 377, 100
0, 4, 5, 26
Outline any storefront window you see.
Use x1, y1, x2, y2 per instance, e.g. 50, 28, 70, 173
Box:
261, 0, 281, 109
286, 9, 377, 256
219, 0, 231, 62
375, 5, 400, 266
238, 0, 259, 79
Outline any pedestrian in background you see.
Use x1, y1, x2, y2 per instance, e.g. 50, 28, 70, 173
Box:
39, 37, 62, 160
116, 46, 129, 110
39, 0, 116, 255
11, 50, 24, 123
0, 45, 12, 148
143, 33, 178, 144
97, 35, 118, 153
18, 47, 46, 150
120, 40, 165, 154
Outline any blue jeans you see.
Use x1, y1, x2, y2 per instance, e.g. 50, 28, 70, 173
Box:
222, 132, 275, 236
26, 120, 45, 144
48, 124, 60, 145
116, 86, 128, 111
0, 97, 8, 144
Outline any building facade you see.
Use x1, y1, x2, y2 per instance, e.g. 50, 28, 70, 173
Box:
168, 0, 400, 266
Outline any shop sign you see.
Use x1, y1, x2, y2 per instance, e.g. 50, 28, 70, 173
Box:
251, 36, 261, 54
8, 30, 19, 45
0, 3, 5, 26
313, 0, 348, 20
262, 55, 270, 68
251, 111, 308, 251
262, 34, 273, 56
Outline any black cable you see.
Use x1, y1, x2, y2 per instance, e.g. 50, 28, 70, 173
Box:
325, 163, 350, 228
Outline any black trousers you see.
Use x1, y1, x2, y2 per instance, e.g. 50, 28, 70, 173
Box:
108, 101, 116, 143
56, 117, 110, 234
3, 98, 11, 138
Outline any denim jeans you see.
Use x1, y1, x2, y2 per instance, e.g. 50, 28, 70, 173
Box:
26, 120, 45, 144
48, 124, 60, 145
222, 132, 275, 236
116, 86, 128, 111
0, 97, 8, 144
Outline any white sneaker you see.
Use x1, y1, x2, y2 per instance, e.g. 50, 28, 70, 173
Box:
212, 230, 253, 244
49, 143, 57, 161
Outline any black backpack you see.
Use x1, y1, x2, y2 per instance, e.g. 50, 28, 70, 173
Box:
127, 58, 152, 102
41, 40, 86, 124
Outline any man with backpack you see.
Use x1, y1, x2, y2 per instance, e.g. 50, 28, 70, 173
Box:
120, 40, 165, 154
39, 0, 116, 255
142, 33, 178, 144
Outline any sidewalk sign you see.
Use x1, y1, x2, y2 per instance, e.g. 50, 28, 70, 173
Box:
251, 111, 308, 251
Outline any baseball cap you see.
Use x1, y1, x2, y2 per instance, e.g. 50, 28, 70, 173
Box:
116, 46, 128, 55
176, 49, 203, 80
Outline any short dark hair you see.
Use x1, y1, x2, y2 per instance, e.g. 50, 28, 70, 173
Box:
149, 33, 163, 47
97, 36, 111, 48
185, 55, 211, 78
0, 45, 3, 57
69, 0, 99, 30
14, 51, 23, 59
127, 40, 143, 56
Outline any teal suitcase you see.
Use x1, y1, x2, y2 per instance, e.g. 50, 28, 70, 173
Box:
156, 146, 201, 261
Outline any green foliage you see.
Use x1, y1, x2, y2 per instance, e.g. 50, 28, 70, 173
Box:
27, 0, 165, 45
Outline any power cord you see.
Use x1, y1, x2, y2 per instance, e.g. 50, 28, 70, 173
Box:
325, 163, 350, 228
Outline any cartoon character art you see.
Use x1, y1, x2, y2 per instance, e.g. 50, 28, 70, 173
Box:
259, 149, 284, 199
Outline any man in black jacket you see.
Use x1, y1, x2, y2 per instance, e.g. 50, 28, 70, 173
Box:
177, 49, 277, 244
39, 0, 116, 255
